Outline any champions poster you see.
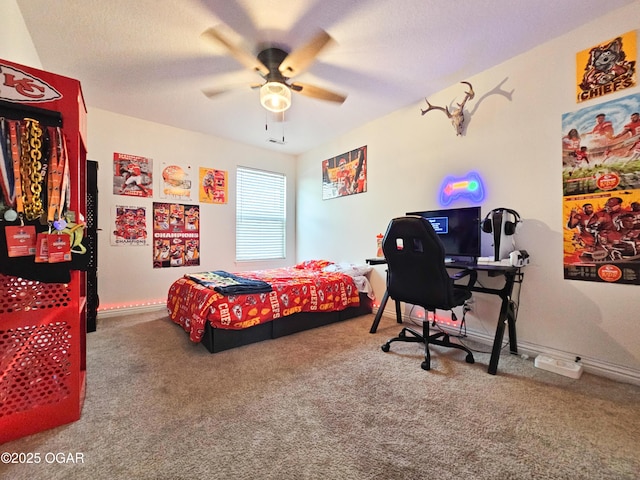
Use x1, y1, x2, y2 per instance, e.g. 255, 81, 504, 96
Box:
152, 202, 200, 268
322, 146, 367, 200
562, 92, 640, 284
111, 205, 148, 246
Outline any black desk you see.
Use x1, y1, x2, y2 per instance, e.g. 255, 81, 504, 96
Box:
366, 258, 523, 375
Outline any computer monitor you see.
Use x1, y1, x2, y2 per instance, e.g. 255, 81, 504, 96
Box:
405, 206, 482, 262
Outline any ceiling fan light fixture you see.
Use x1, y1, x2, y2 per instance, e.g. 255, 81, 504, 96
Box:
260, 81, 291, 112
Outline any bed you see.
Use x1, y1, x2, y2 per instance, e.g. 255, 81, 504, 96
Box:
167, 260, 374, 353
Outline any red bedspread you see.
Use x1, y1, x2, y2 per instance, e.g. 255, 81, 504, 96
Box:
167, 263, 361, 342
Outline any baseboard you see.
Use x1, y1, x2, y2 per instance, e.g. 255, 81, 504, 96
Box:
513, 340, 640, 387
374, 306, 640, 386
97, 303, 167, 319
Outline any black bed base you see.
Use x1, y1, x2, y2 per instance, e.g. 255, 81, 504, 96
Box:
201, 293, 372, 353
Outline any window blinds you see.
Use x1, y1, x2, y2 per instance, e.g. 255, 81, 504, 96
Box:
236, 167, 286, 261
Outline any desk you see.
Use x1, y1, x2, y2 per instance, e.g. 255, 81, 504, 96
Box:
366, 258, 523, 375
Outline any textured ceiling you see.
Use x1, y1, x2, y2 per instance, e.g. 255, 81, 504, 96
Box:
17, 0, 635, 154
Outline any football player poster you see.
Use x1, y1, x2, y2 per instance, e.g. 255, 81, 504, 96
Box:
111, 205, 148, 246
562, 92, 640, 284
322, 145, 367, 200
152, 202, 200, 268
113, 152, 153, 197
199, 167, 228, 204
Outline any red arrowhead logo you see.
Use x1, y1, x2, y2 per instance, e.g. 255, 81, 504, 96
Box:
0, 64, 62, 103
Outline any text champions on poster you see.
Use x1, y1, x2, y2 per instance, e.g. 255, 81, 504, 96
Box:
111, 205, 148, 246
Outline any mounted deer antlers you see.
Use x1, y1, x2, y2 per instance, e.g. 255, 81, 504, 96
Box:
421, 81, 475, 136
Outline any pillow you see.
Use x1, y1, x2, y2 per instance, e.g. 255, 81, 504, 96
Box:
294, 259, 335, 270
323, 262, 373, 277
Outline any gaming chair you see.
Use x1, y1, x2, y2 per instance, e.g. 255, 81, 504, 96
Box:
379, 216, 477, 371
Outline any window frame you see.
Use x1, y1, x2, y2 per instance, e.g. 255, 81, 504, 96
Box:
235, 166, 287, 262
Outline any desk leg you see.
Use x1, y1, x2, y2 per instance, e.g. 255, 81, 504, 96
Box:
487, 271, 519, 374
488, 299, 511, 375
507, 304, 518, 355
488, 318, 506, 375
369, 289, 390, 333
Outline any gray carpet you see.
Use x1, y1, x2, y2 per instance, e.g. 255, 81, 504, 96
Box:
2, 311, 639, 480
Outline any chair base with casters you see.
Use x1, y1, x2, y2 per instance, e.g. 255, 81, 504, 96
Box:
381, 317, 475, 370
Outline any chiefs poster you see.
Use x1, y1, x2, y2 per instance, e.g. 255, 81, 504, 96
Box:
111, 205, 148, 246
199, 167, 228, 204
322, 146, 367, 200
159, 162, 194, 201
562, 92, 640, 284
113, 152, 153, 197
152, 202, 200, 268
576, 30, 636, 104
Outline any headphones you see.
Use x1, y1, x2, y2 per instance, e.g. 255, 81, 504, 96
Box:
481, 208, 522, 236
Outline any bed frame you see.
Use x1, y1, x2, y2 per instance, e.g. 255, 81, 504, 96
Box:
200, 293, 373, 353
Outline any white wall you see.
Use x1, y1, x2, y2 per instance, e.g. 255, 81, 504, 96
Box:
5, 0, 639, 381
297, 4, 640, 381
88, 108, 297, 309
2, 1, 299, 311
0, 0, 41, 68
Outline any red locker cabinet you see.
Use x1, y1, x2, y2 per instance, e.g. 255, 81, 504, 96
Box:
0, 58, 88, 443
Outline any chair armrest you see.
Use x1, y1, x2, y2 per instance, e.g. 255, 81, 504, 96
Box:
450, 268, 478, 288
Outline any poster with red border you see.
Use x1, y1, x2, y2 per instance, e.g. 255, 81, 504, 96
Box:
113, 152, 153, 197
152, 202, 200, 268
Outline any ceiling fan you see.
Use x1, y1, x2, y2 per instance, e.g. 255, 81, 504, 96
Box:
201, 26, 347, 113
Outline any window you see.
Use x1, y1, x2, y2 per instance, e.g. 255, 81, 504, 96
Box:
236, 167, 286, 261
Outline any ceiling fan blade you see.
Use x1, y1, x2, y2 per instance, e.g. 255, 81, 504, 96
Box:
201, 27, 268, 76
279, 30, 333, 77
203, 82, 263, 98
291, 82, 346, 104
202, 86, 234, 99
